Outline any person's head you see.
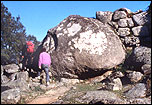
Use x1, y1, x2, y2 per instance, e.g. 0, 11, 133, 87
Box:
41, 47, 46, 52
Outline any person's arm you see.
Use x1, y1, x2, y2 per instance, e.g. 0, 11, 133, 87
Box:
39, 53, 42, 69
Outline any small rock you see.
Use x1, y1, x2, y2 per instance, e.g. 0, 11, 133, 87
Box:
107, 78, 123, 91
129, 97, 151, 104
118, 28, 130, 37
96, 11, 113, 24
3, 64, 19, 73
141, 64, 151, 75
127, 71, 143, 83
1, 75, 10, 84
113, 11, 127, 20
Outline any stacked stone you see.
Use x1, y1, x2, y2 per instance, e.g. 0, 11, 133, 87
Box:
96, 8, 151, 48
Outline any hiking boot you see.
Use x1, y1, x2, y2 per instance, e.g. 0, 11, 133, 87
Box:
46, 82, 50, 86
37, 76, 40, 80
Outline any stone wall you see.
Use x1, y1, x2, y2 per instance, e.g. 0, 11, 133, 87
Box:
96, 8, 151, 48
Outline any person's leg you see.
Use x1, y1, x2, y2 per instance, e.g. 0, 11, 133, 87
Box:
42, 64, 50, 85
27, 54, 32, 72
37, 67, 41, 79
37, 70, 41, 77
22, 58, 25, 70
22, 56, 27, 71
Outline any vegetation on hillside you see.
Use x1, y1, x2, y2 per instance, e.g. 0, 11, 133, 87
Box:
1, 3, 40, 65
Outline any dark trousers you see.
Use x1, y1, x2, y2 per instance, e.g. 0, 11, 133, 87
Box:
22, 53, 32, 71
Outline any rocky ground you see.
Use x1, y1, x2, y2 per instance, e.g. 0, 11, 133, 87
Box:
1, 63, 151, 104
20, 76, 151, 104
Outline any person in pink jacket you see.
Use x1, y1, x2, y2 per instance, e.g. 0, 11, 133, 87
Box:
38, 47, 51, 86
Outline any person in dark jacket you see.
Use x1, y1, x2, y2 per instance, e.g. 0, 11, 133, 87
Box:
21, 41, 34, 72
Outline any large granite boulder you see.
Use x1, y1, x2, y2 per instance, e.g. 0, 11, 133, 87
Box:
33, 15, 126, 79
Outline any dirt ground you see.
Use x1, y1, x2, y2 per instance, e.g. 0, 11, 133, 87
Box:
27, 86, 71, 104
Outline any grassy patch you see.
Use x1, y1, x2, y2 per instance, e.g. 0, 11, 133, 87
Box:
17, 97, 26, 104
58, 82, 103, 104
76, 83, 102, 92
33, 85, 45, 93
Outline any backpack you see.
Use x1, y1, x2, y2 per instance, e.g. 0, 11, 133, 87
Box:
26, 41, 34, 53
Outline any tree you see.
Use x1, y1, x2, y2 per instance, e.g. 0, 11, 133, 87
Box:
1, 3, 40, 65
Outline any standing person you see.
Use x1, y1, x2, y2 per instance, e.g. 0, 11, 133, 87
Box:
38, 47, 51, 86
21, 41, 34, 72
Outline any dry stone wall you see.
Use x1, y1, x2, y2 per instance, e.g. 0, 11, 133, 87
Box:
96, 8, 151, 48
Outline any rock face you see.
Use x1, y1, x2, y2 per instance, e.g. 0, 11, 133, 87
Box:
36, 15, 126, 79
124, 83, 147, 98
125, 46, 151, 70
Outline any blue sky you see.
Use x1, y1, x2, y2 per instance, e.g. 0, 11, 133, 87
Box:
2, 1, 151, 41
